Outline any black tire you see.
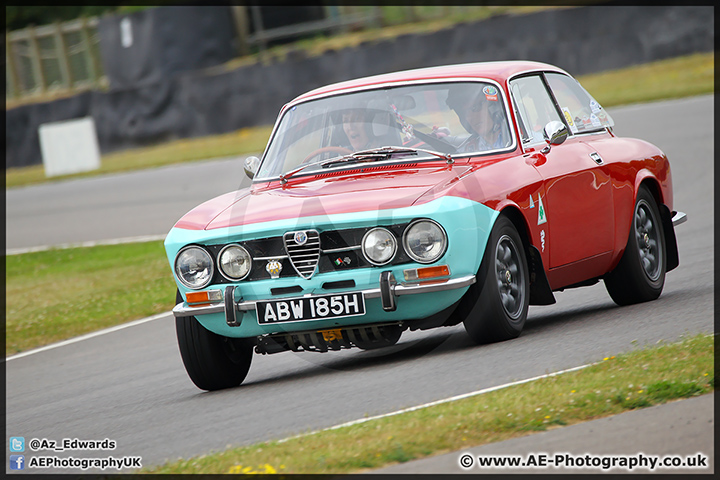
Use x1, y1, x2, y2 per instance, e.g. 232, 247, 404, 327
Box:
175, 291, 254, 391
604, 186, 666, 306
460, 215, 529, 344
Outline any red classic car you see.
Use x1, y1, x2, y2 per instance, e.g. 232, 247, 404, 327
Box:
165, 61, 686, 390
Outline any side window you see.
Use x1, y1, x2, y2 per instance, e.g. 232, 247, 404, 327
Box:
509, 75, 562, 145
546, 72, 614, 134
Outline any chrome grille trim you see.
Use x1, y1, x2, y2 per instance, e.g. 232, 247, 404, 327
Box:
284, 230, 321, 279
322, 245, 361, 254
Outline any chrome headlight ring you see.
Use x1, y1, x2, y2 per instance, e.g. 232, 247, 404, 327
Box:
362, 227, 398, 266
402, 219, 448, 264
175, 245, 215, 290
217, 244, 253, 281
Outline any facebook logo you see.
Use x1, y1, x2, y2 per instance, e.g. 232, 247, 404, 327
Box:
10, 437, 25, 452
10, 455, 25, 470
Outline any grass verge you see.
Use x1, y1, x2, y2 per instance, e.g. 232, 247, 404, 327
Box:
5, 51, 713, 189
5, 240, 176, 356
142, 333, 714, 474
579, 52, 714, 108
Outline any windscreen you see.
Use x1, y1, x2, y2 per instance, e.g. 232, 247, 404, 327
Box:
256, 81, 514, 180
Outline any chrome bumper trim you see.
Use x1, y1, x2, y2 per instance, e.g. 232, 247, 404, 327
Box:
172, 274, 476, 318
671, 211, 687, 227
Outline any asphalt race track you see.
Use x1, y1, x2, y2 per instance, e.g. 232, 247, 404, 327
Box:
5, 95, 713, 473
5, 157, 252, 253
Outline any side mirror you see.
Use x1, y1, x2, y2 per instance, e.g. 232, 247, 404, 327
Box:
541, 121, 568, 154
243, 156, 260, 179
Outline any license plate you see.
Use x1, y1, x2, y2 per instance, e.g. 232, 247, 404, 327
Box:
257, 292, 366, 324
320, 329, 343, 342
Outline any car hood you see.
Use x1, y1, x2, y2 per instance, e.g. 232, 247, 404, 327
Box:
173, 163, 473, 231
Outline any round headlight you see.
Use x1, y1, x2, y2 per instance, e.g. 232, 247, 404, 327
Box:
175, 246, 214, 289
403, 220, 447, 264
362, 227, 397, 265
218, 244, 252, 281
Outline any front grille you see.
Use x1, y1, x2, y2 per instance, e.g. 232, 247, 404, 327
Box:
283, 230, 321, 279
206, 223, 413, 284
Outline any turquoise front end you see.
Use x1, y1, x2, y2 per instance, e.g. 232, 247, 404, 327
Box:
164, 195, 499, 338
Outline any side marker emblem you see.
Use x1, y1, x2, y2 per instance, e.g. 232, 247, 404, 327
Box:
537, 196, 547, 225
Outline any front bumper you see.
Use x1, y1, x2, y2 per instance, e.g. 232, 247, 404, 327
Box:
671, 211, 687, 227
173, 272, 476, 326
166, 194, 499, 337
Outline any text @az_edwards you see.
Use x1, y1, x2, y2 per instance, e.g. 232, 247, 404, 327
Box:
28, 437, 116, 452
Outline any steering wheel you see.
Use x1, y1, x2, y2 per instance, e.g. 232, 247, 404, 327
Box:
303, 146, 352, 164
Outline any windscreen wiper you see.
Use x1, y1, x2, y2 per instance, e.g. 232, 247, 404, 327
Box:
280, 146, 453, 184
320, 146, 453, 168
279, 150, 388, 184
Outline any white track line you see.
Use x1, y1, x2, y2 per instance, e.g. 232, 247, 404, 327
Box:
7, 311, 596, 444
278, 363, 593, 443
5, 235, 167, 256
5, 311, 172, 361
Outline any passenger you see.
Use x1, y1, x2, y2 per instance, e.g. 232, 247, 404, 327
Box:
442, 85, 510, 153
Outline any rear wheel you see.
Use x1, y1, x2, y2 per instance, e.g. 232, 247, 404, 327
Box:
175, 291, 254, 391
604, 186, 666, 305
460, 216, 529, 344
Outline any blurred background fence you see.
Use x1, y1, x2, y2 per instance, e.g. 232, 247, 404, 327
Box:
6, 17, 105, 99
6, 5, 496, 102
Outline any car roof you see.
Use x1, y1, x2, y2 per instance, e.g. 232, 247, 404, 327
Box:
291, 60, 569, 104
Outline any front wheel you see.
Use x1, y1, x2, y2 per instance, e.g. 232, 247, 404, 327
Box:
604, 186, 666, 306
175, 291, 254, 391
459, 216, 529, 344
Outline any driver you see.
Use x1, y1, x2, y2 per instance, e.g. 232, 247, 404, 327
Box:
443, 85, 510, 153
300, 104, 379, 166
341, 108, 375, 151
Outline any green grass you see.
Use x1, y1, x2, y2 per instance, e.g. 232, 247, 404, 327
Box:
5, 241, 176, 355
142, 333, 714, 474
579, 52, 715, 108
5, 51, 713, 189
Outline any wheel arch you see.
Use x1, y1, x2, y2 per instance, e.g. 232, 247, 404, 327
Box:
636, 177, 680, 272
636, 174, 664, 210
498, 205, 556, 305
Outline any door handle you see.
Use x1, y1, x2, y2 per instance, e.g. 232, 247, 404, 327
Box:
589, 152, 603, 164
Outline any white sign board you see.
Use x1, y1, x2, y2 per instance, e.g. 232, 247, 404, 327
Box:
39, 117, 101, 177
120, 17, 133, 48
